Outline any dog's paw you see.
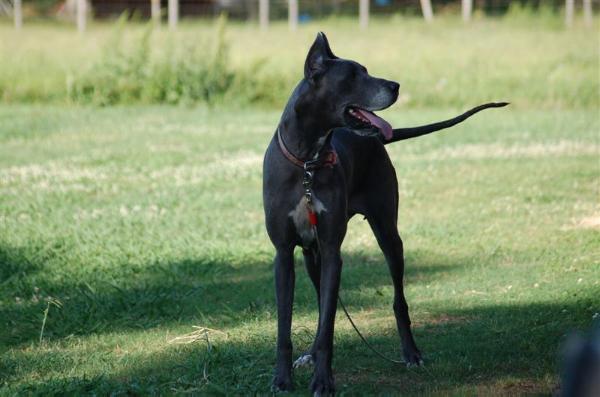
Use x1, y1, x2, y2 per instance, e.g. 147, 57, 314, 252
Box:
310, 372, 335, 396
403, 347, 424, 367
272, 374, 294, 393
293, 353, 314, 369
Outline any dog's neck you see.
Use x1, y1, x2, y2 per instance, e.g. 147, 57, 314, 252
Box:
277, 81, 334, 160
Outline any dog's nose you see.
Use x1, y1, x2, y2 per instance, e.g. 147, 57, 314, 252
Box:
388, 82, 400, 95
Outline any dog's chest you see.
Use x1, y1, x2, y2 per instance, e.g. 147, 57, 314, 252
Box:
288, 195, 327, 246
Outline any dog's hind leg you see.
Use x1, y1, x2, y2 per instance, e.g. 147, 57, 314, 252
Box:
294, 249, 321, 368
367, 213, 423, 366
272, 246, 296, 391
303, 248, 322, 301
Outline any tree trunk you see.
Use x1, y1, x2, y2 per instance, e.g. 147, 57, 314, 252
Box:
288, 0, 298, 31
359, 0, 369, 29
169, 0, 178, 30
77, 0, 86, 33
583, 0, 593, 27
259, 0, 269, 30
151, 0, 160, 25
14, 0, 22, 29
565, 0, 574, 27
462, 0, 472, 22
420, 0, 434, 22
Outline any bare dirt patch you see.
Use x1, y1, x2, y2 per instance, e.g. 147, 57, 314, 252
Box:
563, 214, 600, 230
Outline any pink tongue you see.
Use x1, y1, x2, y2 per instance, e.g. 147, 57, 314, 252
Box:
356, 109, 393, 140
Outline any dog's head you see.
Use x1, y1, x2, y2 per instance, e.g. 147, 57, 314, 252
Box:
297, 32, 399, 140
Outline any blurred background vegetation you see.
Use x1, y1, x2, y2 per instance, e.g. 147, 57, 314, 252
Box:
0, 0, 597, 108
5, 0, 584, 17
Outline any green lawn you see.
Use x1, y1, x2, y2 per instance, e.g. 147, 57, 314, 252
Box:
0, 105, 598, 395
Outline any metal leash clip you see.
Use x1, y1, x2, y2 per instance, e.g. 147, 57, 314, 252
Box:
302, 165, 314, 204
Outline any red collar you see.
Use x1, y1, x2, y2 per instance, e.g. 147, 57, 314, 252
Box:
277, 128, 337, 169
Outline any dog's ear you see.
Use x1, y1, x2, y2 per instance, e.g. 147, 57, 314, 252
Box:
304, 32, 337, 82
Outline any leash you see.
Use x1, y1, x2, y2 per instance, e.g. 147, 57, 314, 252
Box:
313, 223, 405, 365
277, 128, 405, 366
337, 296, 405, 365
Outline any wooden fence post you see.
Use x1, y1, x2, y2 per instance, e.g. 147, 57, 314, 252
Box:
259, 0, 269, 30
419, 0, 433, 22
289, 0, 298, 31
168, 0, 178, 30
583, 0, 593, 27
565, 0, 574, 27
14, 0, 22, 29
359, 0, 369, 29
151, 0, 160, 25
77, 0, 86, 33
462, 0, 472, 22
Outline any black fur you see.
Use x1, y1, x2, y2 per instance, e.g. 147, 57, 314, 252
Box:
262, 32, 506, 395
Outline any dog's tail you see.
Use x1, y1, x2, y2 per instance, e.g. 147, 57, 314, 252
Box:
381, 102, 509, 145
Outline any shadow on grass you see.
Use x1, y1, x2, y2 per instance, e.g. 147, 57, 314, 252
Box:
0, 244, 459, 350
0, 245, 45, 282
3, 299, 595, 395
2, 243, 596, 394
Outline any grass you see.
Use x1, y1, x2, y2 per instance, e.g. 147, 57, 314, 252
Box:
0, 15, 598, 108
0, 103, 598, 395
0, 13, 598, 395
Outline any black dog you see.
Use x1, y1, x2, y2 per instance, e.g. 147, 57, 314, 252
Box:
262, 32, 506, 395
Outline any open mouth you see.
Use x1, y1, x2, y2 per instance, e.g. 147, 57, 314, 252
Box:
345, 106, 393, 140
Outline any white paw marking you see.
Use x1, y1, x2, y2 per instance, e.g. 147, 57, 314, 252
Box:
293, 354, 314, 368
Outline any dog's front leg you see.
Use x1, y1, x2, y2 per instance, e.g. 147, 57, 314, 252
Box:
310, 248, 342, 396
272, 246, 295, 392
292, 249, 320, 368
